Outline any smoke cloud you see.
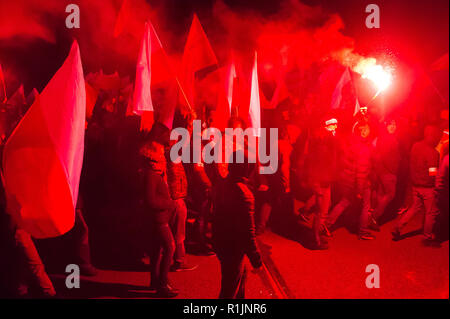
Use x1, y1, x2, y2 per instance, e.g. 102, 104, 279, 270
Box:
0, 0, 394, 108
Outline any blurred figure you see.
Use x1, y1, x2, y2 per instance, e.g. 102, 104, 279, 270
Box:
66, 197, 97, 276
141, 140, 178, 298
304, 118, 339, 249
326, 123, 376, 241
370, 119, 400, 230
165, 141, 198, 272
184, 116, 215, 256
434, 154, 449, 243
0, 144, 55, 298
255, 126, 292, 235
392, 125, 441, 244
212, 151, 262, 299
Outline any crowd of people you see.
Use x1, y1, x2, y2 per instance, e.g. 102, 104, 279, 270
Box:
0, 75, 448, 299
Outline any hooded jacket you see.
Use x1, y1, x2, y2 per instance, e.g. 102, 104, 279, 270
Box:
340, 135, 373, 195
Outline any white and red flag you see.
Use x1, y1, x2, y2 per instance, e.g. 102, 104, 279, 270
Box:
26, 88, 39, 106
330, 67, 352, 110
132, 21, 177, 130
248, 52, 261, 137
2, 41, 86, 239
114, 0, 150, 39
8, 84, 26, 106
180, 14, 218, 108
269, 75, 290, 109
213, 61, 237, 131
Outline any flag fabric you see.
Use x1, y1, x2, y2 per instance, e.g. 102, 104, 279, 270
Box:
353, 98, 361, 116
26, 88, 39, 106
113, 0, 149, 39
269, 75, 290, 109
331, 67, 352, 110
85, 82, 98, 120
2, 41, 86, 239
180, 14, 218, 108
8, 85, 26, 106
86, 70, 122, 91
248, 52, 261, 137
132, 23, 153, 116
226, 61, 237, 113
213, 63, 236, 130
0, 63, 6, 103
132, 21, 177, 130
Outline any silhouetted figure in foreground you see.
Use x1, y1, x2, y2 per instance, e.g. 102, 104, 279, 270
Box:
141, 140, 178, 298
212, 151, 262, 299
393, 125, 441, 244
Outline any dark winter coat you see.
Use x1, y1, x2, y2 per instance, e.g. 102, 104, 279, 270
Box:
340, 136, 373, 196
410, 140, 440, 188
212, 177, 261, 268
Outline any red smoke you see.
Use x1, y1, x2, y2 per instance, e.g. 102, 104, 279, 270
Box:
0, 0, 410, 113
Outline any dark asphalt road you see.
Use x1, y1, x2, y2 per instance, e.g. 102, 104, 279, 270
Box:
50, 211, 448, 299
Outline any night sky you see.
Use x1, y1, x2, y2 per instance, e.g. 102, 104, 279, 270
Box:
0, 0, 448, 93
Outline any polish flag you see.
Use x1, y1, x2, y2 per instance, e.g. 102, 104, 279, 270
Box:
85, 82, 98, 120
353, 98, 362, 116
26, 88, 39, 106
113, 0, 149, 39
132, 21, 177, 130
226, 61, 237, 113
330, 67, 352, 110
8, 85, 26, 105
180, 14, 218, 108
2, 41, 86, 239
269, 75, 290, 109
213, 62, 236, 131
248, 52, 261, 137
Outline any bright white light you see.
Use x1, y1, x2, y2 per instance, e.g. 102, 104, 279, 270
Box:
362, 64, 392, 92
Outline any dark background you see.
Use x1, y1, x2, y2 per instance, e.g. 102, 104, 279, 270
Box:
0, 0, 448, 93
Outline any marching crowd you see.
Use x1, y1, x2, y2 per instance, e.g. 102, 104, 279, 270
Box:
0, 80, 449, 299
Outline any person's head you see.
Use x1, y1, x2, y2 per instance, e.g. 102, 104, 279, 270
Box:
423, 125, 441, 147
206, 108, 216, 128
227, 150, 255, 181
140, 140, 166, 173
360, 106, 368, 117
386, 119, 397, 135
355, 122, 371, 139
227, 117, 246, 130
324, 118, 338, 136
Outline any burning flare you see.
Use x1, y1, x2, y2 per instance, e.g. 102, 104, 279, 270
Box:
354, 58, 392, 93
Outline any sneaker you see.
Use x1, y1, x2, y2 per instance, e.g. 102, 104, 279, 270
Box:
156, 285, 179, 298
358, 232, 375, 240
197, 245, 216, 256
391, 229, 401, 241
170, 263, 198, 272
